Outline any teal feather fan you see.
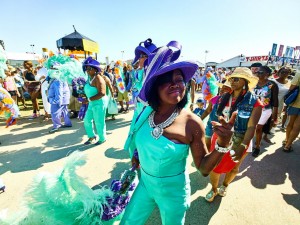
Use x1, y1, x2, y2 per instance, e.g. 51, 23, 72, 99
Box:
0, 151, 114, 225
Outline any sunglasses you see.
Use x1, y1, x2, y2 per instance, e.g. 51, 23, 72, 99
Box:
229, 77, 241, 83
85, 66, 95, 71
140, 54, 147, 58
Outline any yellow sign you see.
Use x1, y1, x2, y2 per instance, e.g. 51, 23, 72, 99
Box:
82, 39, 99, 53
68, 50, 89, 55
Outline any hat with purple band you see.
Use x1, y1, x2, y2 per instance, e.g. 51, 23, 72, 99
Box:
82, 56, 101, 73
138, 40, 198, 102
132, 38, 157, 65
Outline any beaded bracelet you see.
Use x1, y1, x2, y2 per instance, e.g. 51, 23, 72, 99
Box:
215, 142, 232, 154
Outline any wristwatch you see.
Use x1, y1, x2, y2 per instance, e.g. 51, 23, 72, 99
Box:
215, 142, 232, 153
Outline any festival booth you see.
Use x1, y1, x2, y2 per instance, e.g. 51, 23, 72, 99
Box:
6, 52, 42, 67
205, 61, 218, 69
217, 44, 300, 69
196, 61, 205, 68
216, 55, 269, 68
217, 54, 300, 69
56, 26, 99, 60
240, 55, 300, 69
216, 55, 244, 69
240, 55, 271, 67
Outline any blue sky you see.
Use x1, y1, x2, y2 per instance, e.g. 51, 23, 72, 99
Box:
1, 0, 299, 64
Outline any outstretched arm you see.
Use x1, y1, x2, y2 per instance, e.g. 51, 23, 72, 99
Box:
190, 113, 236, 176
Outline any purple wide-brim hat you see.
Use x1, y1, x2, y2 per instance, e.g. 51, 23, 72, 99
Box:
138, 41, 198, 102
82, 56, 101, 73
132, 38, 157, 65
139, 60, 198, 102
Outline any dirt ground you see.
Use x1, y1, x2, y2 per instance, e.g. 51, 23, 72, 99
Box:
0, 102, 299, 225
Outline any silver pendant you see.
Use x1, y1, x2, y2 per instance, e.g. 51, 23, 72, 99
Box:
151, 126, 163, 139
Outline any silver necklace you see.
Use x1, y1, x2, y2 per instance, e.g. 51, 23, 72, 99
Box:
89, 76, 96, 85
148, 108, 179, 139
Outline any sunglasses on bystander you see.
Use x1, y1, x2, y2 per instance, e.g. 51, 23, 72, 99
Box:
229, 77, 241, 83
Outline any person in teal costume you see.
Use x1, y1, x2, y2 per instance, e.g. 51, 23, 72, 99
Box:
121, 41, 238, 225
131, 38, 157, 118
132, 62, 146, 115
82, 57, 109, 145
100, 70, 116, 120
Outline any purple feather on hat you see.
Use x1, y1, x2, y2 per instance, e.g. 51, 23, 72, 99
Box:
132, 38, 157, 65
138, 41, 198, 102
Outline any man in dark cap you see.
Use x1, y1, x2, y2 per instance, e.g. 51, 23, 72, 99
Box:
250, 62, 263, 76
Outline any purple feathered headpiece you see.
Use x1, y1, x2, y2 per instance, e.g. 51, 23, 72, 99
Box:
138, 41, 198, 102
82, 56, 101, 73
132, 38, 157, 65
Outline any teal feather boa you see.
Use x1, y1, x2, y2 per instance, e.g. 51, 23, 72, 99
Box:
0, 151, 116, 225
44, 55, 87, 84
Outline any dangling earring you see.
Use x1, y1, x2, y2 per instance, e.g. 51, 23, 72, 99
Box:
242, 86, 247, 95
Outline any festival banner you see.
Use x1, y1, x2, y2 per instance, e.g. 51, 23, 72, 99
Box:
277, 45, 284, 57
288, 47, 294, 58
295, 46, 300, 59
271, 43, 277, 56
285, 46, 290, 57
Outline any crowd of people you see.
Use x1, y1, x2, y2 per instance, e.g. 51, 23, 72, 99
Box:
0, 39, 300, 224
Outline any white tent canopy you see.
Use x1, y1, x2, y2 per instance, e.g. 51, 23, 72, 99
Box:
6, 52, 41, 61
216, 55, 242, 68
195, 61, 205, 67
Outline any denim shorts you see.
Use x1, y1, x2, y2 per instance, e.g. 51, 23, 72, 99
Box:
205, 123, 213, 138
288, 106, 300, 115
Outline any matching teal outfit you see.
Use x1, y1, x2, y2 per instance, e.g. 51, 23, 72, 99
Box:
132, 68, 147, 115
122, 107, 191, 225
84, 80, 108, 142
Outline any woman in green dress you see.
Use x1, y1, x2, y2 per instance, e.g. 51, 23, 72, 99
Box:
82, 57, 109, 145
122, 41, 236, 225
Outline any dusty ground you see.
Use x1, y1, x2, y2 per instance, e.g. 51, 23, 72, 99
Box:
0, 101, 299, 225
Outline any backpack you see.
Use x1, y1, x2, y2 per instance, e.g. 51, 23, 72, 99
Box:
284, 86, 299, 105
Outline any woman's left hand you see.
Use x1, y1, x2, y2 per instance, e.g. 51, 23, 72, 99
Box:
131, 156, 140, 169
212, 111, 237, 146
82, 98, 89, 104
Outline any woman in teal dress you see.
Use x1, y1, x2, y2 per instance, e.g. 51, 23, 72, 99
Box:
121, 41, 237, 225
83, 57, 109, 145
